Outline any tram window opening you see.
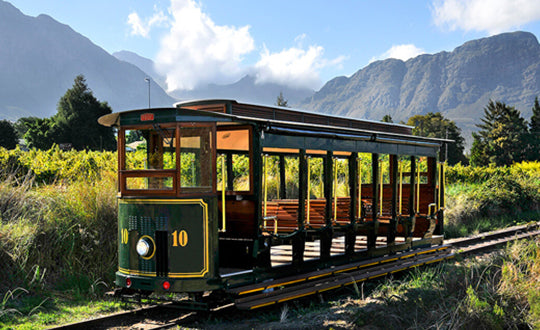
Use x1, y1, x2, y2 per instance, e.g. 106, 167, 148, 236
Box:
217, 128, 252, 193
124, 127, 176, 170
232, 154, 250, 191
180, 127, 213, 190
378, 154, 390, 184
308, 157, 324, 199
285, 156, 299, 199
262, 155, 280, 200
217, 153, 251, 192
334, 157, 350, 198
396, 156, 428, 184
417, 157, 428, 184
126, 177, 174, 190
358, 153, 372, 184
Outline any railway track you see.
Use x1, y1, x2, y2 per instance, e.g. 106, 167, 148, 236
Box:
447, 222, 540, 255
51, 303, 209, 330
52, 222, 539, 329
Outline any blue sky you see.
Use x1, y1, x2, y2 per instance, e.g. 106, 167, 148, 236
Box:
8, 0, 540, 92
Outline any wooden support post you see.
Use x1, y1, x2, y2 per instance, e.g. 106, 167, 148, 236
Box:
321, 151, 334, 261
346, 152, 358, 255
435, 145, 446, 236
226, 152, 234, 190
388, 155, 398, 248
369, 153, 379, 250
293, 149, 307, 266
423, 156, 438, 239
279, 155, 286, 200
254, 127, 270, 269
407, 155, 416, 243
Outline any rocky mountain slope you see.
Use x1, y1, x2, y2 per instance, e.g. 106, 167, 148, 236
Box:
0, 0, 175, 120
299, 31, 540, 144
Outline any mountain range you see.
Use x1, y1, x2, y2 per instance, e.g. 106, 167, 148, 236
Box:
1, 0, 540, 149
298, 31, 540, 145
0, 0, 175, 120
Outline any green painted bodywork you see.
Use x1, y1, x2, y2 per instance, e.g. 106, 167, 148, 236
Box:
116, 197, 220, 292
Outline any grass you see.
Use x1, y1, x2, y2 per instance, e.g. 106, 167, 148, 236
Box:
0, 147, 539, 328
194, 239, 540, 329
0, 294, 127, 329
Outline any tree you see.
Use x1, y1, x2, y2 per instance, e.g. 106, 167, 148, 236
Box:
0, 120, 18, 149
23, 117, 57, 150
470, 100, 529, 166
381, 115, 393, 123
406, 112, 467, 165
276, 92, 289, 107
528, 97, 540, 160
54, 75, 116, 150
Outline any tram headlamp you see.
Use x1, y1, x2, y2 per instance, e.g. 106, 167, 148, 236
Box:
136, 236, 155, 259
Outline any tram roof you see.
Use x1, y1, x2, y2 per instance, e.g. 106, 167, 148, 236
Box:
175, 99, 414, 135
98, 99, 452, 150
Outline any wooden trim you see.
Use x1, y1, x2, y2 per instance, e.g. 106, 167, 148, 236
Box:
120, 169, 178, 196
176, 123, 181, 198
122, 123, 176, 130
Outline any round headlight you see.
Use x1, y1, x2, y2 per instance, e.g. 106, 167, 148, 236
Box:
136, 236, 155, 259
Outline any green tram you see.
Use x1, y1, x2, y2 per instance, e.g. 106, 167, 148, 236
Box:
98, 99, 450, 298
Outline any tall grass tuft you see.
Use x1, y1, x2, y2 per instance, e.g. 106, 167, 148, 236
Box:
0, 148, 118, 308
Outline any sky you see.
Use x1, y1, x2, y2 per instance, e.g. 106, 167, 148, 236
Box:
7, 0, 540, 92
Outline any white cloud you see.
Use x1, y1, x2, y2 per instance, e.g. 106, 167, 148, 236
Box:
432, 0, 540, 34
140, 0, 346, 91
154, 0, 254, 91
254, 44, 345, 89
370, 44, 425, 63
127, 8, 168, 38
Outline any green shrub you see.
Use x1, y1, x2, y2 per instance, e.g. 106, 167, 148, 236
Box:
445, 161, 540, 237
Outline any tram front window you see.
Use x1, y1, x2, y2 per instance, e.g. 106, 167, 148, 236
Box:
120, 124, 213, 194
125, 127, 176, 170
180, 126, 213, 190
123, 126, 176, 191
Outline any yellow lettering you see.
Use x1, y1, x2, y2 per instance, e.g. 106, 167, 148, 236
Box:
171, 230, 188, 247
179, 230, 188, 247
121, 228, 129, 244
172, 230, 178, 247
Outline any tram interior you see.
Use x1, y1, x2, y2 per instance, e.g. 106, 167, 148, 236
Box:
216, 125, 443, 273
120, 122, 442, 276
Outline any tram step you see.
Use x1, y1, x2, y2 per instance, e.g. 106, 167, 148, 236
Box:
235, 248, 454, 310
228, 244, 450, 297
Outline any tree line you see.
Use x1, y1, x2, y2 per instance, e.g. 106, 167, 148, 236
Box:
396, 99, 539, 166
0, 75, 116, 151
0, 85, 539, 167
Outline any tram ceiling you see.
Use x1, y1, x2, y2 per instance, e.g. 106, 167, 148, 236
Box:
261, 127, 442, 157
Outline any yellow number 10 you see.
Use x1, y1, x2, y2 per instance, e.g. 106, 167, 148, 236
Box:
172, 230, 188, 247
121, 228, 129, 244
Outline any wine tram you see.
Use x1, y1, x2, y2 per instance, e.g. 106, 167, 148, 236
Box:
98, 99, 450, 306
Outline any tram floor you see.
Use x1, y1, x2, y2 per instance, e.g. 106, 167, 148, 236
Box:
218, 235, 441, 276
270, 235, 424, 267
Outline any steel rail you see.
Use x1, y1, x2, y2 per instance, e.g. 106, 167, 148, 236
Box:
49, 303, 200, 330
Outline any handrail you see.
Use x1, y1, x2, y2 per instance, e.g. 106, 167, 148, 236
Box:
428, 203, 437, 217
220, 155, 226, 232
263, 154, 268, 217
416, 158, 421, 213
307, 156, 311, 224
333, 157, 337, 223
398, 160, 403, 215
379, 159, 384, 216
358, 157, 362, 219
